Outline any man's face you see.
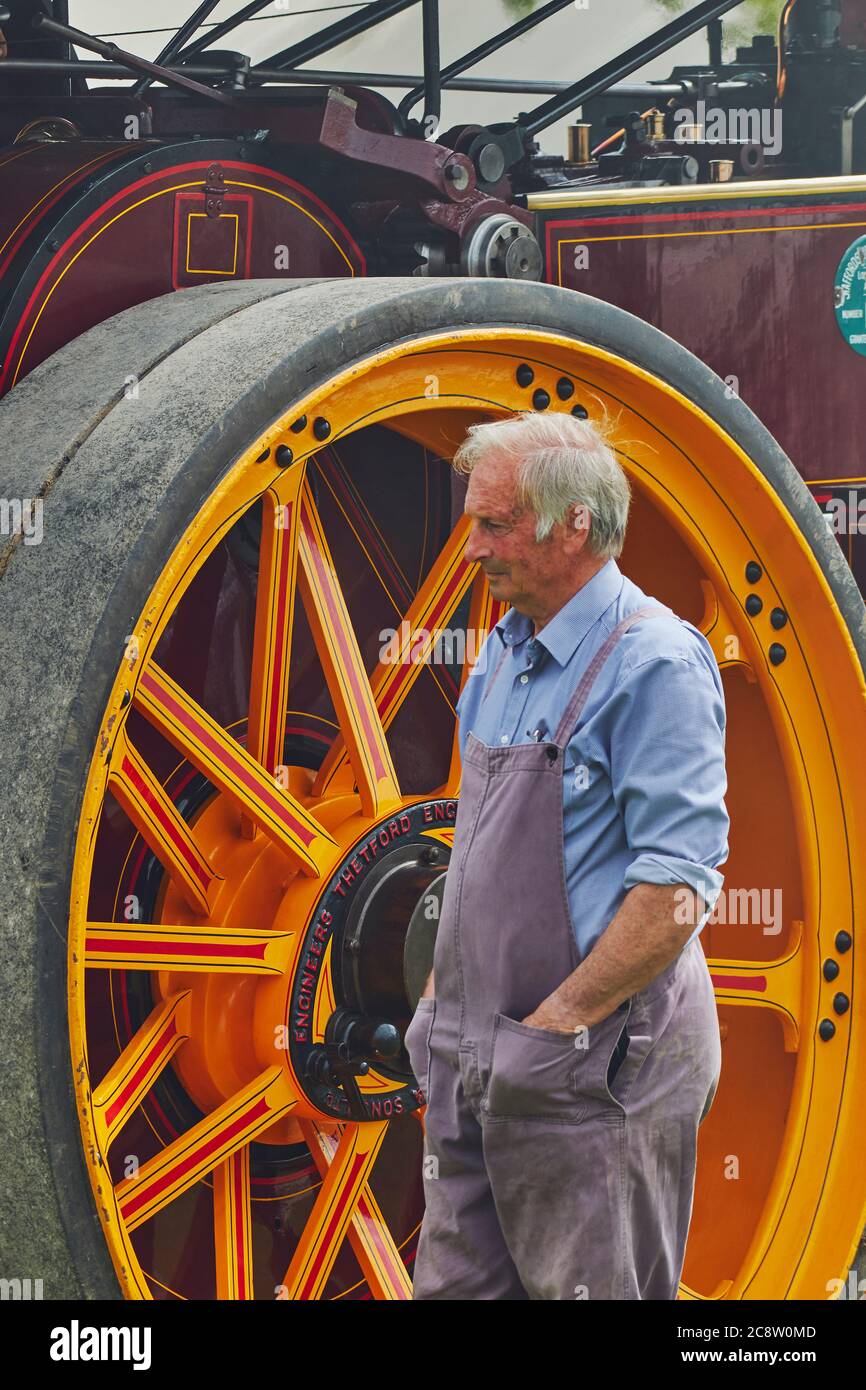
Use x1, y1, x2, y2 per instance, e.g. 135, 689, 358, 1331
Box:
462, 449, 589, 615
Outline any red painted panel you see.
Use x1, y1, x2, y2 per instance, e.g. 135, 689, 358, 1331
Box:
0, 150, 365, 394
541, 193, 866, 485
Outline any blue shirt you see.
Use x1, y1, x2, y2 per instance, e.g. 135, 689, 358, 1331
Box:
456, 558, 729, 957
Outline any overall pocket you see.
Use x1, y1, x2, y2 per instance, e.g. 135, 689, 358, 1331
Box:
483, 1012, 587, 1122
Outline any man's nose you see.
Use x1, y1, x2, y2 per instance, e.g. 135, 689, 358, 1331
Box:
464, 520, 491, 563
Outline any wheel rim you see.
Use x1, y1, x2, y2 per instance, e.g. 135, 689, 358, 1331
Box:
62, 322, 866, 1300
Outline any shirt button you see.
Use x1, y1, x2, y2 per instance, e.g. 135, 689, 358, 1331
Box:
500, 735, 509, 745
520, 674, 529, 684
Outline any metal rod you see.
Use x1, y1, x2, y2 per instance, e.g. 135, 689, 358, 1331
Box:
257, 0, 422, 73
398, 0, 575, 122
421, 0, 440, 131
708, 17, 724, 66
173, 1, 279, 64
841, 87, 866, 176
30, 14, 240, 107
53, 0, 73, 97
519, 0, 748, 139
0, 60, 755, 99
133, 0, 222, 97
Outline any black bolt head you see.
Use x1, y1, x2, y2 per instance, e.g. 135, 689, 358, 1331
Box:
290, 416, 308, 434
571, 404, 588, 419
313, 417, 331, 441
745, 594, 763, 616
822, 958, 840, 981
770, 608, 788, 629
556, 378, 575, 400
818, 1018, 836, 1041
275, 445, 294, 467
533, 389, 551, 411
835, 930, 852, 953
516, 364, 535, 388
769, 643, 787, 666
745, 561, 763, 584
833, 992, 850, 1015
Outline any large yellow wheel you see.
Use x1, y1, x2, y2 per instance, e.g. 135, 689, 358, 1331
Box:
0, 278, 864, 1299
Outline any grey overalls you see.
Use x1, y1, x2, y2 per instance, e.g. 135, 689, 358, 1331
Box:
404, 608, 722, 1300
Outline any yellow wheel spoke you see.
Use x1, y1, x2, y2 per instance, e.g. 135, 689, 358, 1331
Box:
244, 466, 306, 836
115, 1068, 294, 1233
84, 921, 295, 975
280, 1120, 388, 1299
708, 919, 805, 1052
108, 734, 220, 916
302, 1121, 412, 1300
313, 514, 477, 800
298, 482, 401, 817
314, 442, 469, 722
92, 993, 191, 1152
214, 1146, 255, 1301
133, 659, 338, 876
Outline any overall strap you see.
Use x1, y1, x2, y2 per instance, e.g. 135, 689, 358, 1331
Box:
552, 605, 668, 747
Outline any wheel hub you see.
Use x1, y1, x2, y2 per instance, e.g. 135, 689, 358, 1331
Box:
339, 839, 445, 1018
154, 790, 456, 1128
269, 797, 456, 1122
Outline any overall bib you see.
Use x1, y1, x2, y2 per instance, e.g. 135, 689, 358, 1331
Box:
404, 608, 722, 1300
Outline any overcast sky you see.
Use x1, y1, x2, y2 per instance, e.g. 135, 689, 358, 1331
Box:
67, 1, 754, 154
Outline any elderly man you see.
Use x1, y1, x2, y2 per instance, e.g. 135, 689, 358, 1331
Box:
404, 409, 728, 1301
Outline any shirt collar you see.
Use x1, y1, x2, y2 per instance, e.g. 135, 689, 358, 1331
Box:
494, 559, 624, 668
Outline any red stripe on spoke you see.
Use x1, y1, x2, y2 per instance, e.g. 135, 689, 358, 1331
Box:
121, 1094, 271, 1221
86, 937, 267, 961
300, 1149, 369, 1298
234, 1153, 247, 1301
266, 501, 294, 773
356, 1192, 407, 1294
139, 671, 316, 847
378, 562, 470, 718
711, 973, 767, 991
122, 755, 211, 892
300, 507, 387, 781
105, 1016, 179, 1130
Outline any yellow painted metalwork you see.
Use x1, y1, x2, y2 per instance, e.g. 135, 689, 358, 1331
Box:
528, 173, 866, 210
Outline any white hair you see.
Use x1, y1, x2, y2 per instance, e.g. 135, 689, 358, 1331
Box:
452, 409, 631, 559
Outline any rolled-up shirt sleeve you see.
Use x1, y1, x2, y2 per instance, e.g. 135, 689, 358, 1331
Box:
608, 650, 730, 929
